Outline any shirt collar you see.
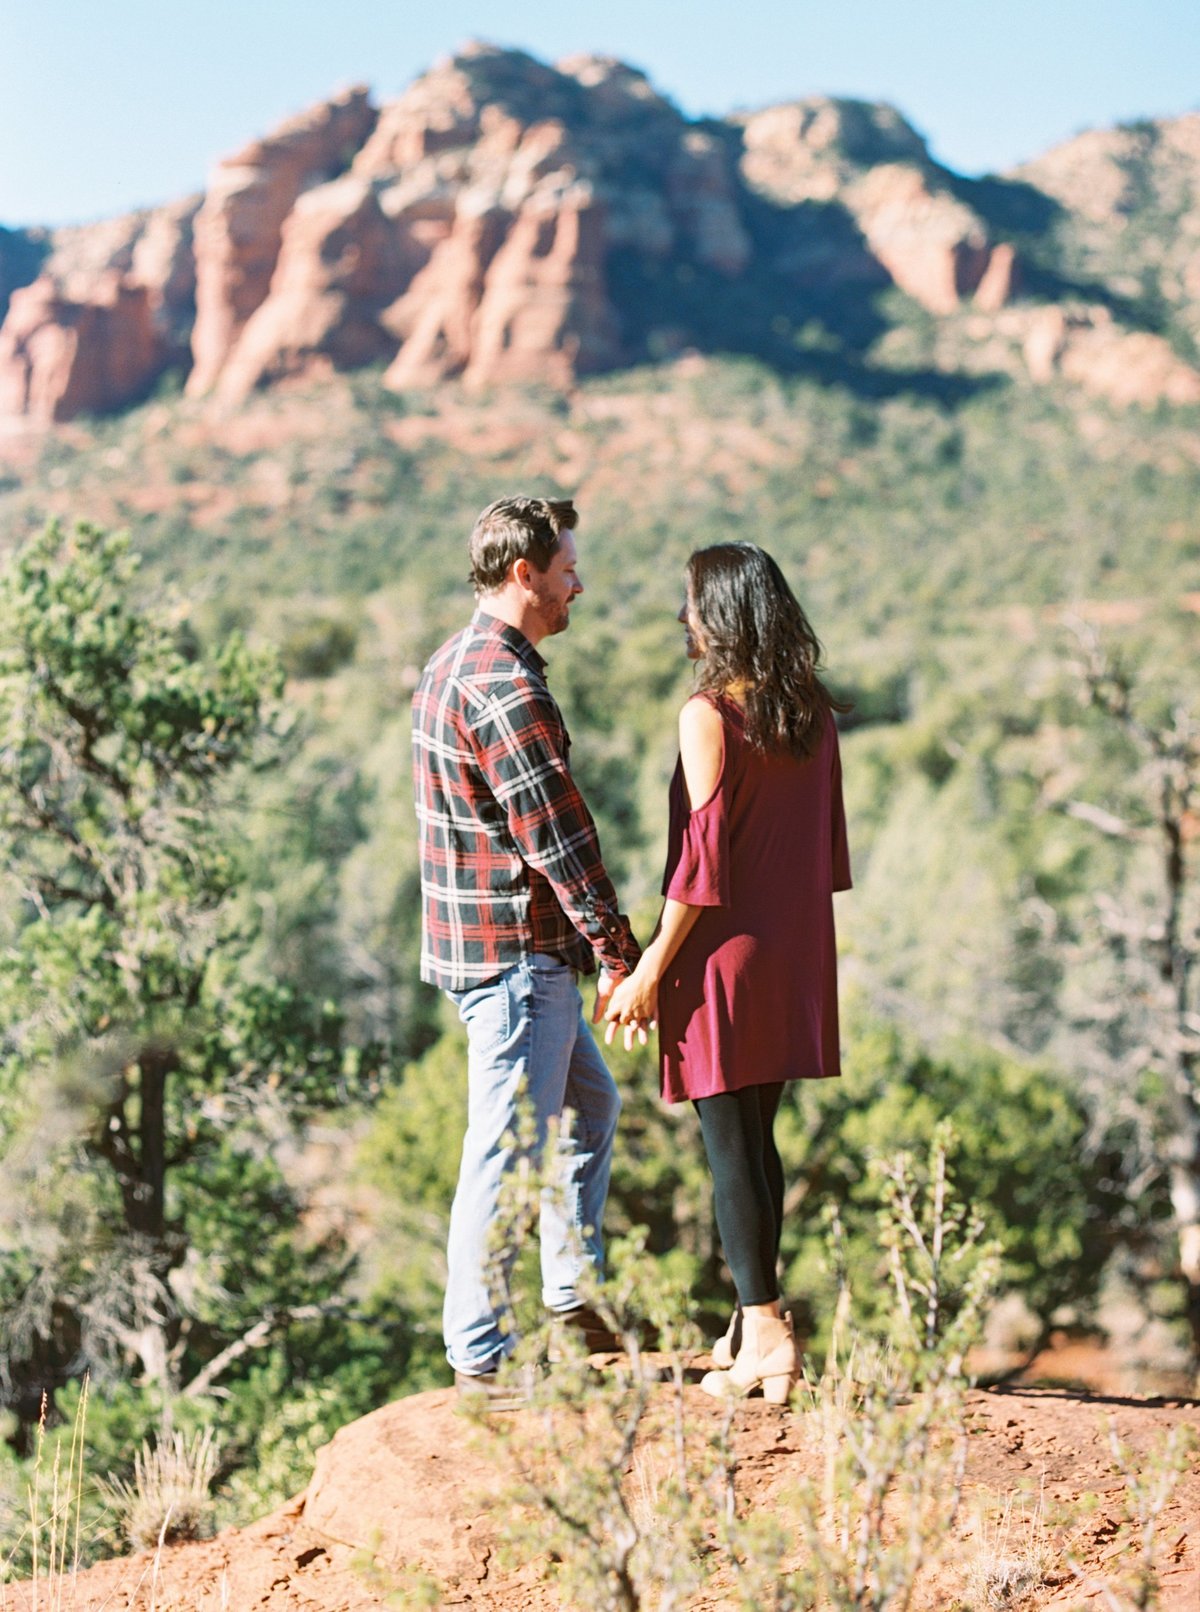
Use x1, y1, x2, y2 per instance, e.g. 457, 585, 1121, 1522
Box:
471, 606, 547, 678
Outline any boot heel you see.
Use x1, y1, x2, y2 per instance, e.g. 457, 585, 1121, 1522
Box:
761, 1372, 795, 1405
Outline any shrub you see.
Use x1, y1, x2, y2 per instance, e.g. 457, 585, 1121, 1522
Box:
97, 1428, 219, 1551
778, 1016, 1124, 1346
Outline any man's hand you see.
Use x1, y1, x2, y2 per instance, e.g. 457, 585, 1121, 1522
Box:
592, 968, 624, 1025
603, 971, 658, 1052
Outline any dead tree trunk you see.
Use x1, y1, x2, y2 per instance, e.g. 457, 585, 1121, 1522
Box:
1065, 630, 1200, 1357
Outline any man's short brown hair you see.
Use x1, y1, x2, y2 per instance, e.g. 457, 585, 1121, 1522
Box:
468, 497, 579, 594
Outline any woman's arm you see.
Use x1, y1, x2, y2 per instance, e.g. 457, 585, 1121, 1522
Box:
604, 697, 725, 1048
603, 898, 703, 1045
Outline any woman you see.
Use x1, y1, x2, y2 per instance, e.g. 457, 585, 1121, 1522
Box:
605, 542, 851, 1402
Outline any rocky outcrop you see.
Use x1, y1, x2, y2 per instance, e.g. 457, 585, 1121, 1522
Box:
301, 46, 747, 397
739, 98, 1018, 315
6, 1383, 1200, 1610
848, 165, 1014, 314
456, 192, 620, 387
0, 200, 198, 422
1015, 114, 1200, 358
186, 87, 377, 396
194, 45, 752, 401
737, 97, 930, 204
1020, 303, 1200, 406
0, 271, 162, 421
382, 184, 621, 392
1, 53, 1197, 420
210, 176, 408, 400
38, 197, 199, 357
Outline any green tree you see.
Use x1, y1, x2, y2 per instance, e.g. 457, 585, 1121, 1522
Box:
776, 1016, 1124, 1349
0, 522, 385, 1445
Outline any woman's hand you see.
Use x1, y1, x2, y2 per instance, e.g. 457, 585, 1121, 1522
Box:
603, 968, 658, 1051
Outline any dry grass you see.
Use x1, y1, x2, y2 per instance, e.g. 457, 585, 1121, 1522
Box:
1, 1383, 88, 1610
625, 1450, 670, 1541
964, 1484, 1053, 1608
97, 1428, 219, 1554
0, 1381, 221, 1612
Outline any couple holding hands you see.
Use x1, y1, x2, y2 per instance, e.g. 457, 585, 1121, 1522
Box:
412, 496, 851, 1407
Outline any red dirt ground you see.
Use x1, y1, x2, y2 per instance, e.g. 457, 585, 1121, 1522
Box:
4, 1366, 1197, 1612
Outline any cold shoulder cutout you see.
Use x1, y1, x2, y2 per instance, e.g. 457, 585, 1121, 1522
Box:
677, 694, 726, 810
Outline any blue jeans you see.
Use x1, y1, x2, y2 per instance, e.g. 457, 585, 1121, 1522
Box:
443, 954, 622, 1376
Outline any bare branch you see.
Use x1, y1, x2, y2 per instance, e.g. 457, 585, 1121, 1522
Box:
181, 1320, 272, 1399
1056, 799, 1146, 841
180, 1303, 355, 1399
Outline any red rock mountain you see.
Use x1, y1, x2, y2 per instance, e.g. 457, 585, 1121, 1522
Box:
1, 43, 1197, 421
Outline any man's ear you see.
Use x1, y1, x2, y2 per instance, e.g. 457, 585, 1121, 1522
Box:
511, 556, 533, 593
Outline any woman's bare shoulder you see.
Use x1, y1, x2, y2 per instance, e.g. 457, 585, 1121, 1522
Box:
678, 695, 725, 806
678, 692, 725, 733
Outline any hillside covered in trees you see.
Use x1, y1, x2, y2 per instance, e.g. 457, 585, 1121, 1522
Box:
0, 43, 1198, 1583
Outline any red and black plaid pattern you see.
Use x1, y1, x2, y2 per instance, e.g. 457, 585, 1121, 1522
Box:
412, 610, 641, 991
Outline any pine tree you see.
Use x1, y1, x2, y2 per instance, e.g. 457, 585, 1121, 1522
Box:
0, 522, 382, 1439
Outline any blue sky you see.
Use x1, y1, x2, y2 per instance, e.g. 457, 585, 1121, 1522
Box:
3, 0, 1198, 227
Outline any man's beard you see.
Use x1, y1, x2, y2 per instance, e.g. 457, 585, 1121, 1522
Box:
533, 588, 571, 636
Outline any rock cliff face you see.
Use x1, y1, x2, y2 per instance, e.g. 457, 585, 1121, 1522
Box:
737, 98, 1016, 313
0, 200, 198, 422
187, 87, 378, 397
1014, 114, 1200, 359
219, 46, 750, 398
0, 45, 1196, 420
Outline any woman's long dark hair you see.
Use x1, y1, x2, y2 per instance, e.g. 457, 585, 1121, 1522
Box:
686, 542, 847, 758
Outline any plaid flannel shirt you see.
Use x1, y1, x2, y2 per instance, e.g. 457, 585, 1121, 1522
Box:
412, 609, 641, 991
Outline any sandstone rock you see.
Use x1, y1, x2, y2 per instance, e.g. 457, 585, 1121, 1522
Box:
1018, 127, 1137, 221
847, 164, 991, 314
355, 42, 572, 177
199, 47, 703, 402
302, 1390, 501, 1591
973, 241, 1019, 311
382, 203, 508, 386
464, 191, 621, 387
128, 197, 200, 352
1020, 303, 1200, 404
1022, 306, 1070, 384
0, 270, 162, 422
740, 101, 1018, 314
383, 181, 623, 394
214, 177, 411, 401
1058, 312, 1200, 406
366, 45, 747, 390
739, 98, 930, 206
4, 50, 1196, 419
188, 86, 377, 396
0, 200, 198, 420
1015, 114, 1200, 355
666, 129, 751, 276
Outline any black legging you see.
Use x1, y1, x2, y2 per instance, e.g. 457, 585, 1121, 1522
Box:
694, 1083, 785, 1307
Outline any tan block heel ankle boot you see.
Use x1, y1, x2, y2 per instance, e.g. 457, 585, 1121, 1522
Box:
700, 1312, 798, 1404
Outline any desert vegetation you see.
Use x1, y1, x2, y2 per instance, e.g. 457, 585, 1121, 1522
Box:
0, 343, 1198, 1596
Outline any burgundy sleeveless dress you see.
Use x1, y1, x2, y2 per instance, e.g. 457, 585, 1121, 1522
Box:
657, 694, 852, 1104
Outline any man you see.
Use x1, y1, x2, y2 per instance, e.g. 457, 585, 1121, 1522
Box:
412, 495, 641, 1401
